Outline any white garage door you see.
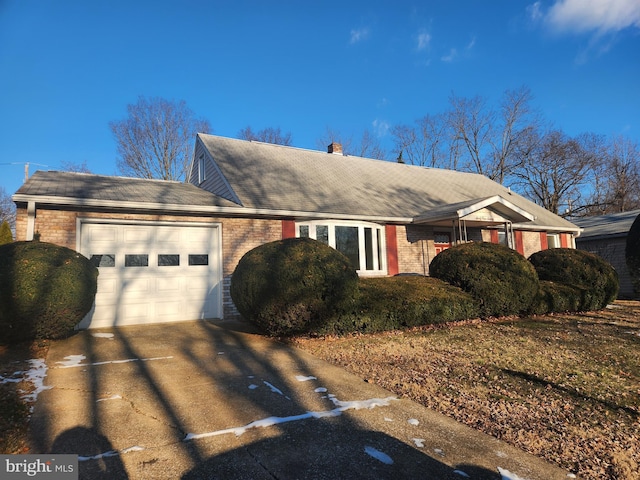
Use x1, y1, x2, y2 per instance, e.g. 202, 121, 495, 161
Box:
78, 221, 222, 328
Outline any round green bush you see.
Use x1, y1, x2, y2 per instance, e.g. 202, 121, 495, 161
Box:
0, 241, 98, 344
626, 213, 640, 297
230, 237, 359, 336
529, 248, 619, 310
429, 242, 539, 317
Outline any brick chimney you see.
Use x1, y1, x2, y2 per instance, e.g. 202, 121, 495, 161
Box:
327, 142, 343, 155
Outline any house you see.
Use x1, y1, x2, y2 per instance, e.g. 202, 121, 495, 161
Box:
12, 134, 581, 328
574, 210, 640, 299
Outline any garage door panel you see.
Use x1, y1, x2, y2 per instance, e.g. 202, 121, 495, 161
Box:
80, 222, 221, 328
123, 227, 151, 243
157, 277, 182, 292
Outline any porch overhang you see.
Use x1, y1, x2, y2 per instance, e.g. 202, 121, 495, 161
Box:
412, 195, 536, 227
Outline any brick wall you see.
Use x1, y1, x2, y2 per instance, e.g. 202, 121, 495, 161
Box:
396, 224, 432, 275
578, 237, 635, 299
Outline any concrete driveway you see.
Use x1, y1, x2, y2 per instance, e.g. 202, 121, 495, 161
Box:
29, 320, 574, 479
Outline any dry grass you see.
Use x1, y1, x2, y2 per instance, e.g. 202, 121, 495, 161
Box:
290, 301, 640, 480
0, 340, 49, 454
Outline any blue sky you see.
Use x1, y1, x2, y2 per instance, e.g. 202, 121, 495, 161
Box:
1, 0, 639, 196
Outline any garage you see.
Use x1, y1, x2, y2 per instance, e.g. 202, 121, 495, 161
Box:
78, 220, 222, 328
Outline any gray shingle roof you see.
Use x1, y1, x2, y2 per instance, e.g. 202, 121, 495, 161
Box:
197, 134, 579, 230
14, 171, 239, 209
574, 210, 640, 240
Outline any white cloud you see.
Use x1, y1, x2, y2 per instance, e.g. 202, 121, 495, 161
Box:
465, 36, 477, 52
527, 1, 544, 22
545, 0, 640, 34
372, 119, 390, 137
350, 27, 370, 44
416, 30, 431, 50
441, 48, 458, 62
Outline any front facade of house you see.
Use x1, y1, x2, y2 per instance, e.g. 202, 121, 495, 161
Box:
12, 134, 581, 328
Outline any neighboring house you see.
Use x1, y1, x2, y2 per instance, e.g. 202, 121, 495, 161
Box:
574, 210, 640, 299
12, 134, 581, 328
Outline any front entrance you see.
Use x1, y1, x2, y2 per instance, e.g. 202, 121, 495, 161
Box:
434, 232, 452, 255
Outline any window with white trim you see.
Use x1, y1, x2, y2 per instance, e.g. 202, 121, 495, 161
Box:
296, 221, 387, 274
547, 233, 560, 249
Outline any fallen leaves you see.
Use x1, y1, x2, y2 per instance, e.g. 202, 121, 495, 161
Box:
292, 301, 640, 480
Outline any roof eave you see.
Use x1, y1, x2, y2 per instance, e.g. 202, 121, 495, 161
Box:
11, 194, 414, 223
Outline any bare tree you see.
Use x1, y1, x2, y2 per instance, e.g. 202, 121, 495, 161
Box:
238, 126, 293, 145
391, 113, 449, 167
0, 186, 16, 233
513, 130, 598, 216
110, 96, 211, 181
600, 135, 640, 213
448, 93, 495, 176
316, 127, 386, 159
391, 86, 537, 178
60, 160, 92, 173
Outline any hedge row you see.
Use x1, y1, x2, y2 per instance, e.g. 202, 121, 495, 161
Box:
231, 239, 620, 337
321, 276, 480, 335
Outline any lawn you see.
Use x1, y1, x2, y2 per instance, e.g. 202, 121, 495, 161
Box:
291, 300, 640, 480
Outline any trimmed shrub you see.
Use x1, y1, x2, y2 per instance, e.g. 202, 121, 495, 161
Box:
529, 248, 618, 310
529, 280, 586, 314
0, 241, 98, 344
321, 276, 480, 335
626, 213, 640, 297
0, 221, 12, 245
429, 242, 539, 317
230, 237, 359, 336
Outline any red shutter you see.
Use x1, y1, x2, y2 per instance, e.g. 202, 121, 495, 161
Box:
560, 233, 569, 248
540, 231, 548, 250
282, 220, 295, 239
514, 230, 524, 255
385, 225, 399, 276
490, 230, 499, 244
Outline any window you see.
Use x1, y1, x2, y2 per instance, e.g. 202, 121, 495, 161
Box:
158, 254, 180, 266
198, 155, 206, 184
296, 221, 386, 274
90, 254, 115, 267
125, 254, 148, 267
188, 254, 209, 266
547, 233, 560, 249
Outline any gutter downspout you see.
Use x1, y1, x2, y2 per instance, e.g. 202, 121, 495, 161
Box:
26, 201, 35, 240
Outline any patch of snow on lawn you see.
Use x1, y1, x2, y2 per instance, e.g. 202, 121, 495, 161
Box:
498, 467, 530, 480
412, 438, 425, 448
408, 418, 419, 426
314, 387, 327, 393
453, 470, 470, 478
364, 446, 393, 465
248, 384, 258, 390
19, 359, 53, 409
295, 375, 317, 382
434, 448, 445, 457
